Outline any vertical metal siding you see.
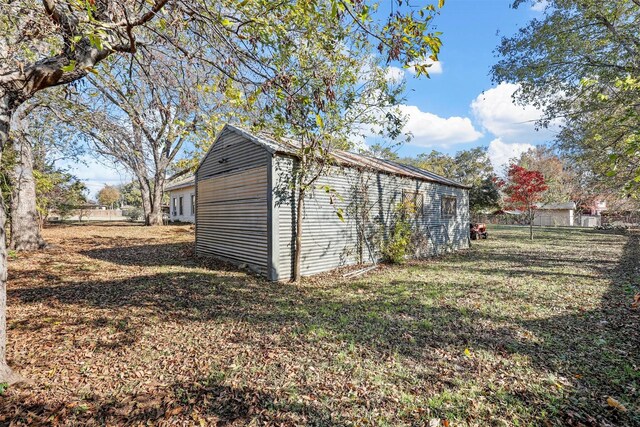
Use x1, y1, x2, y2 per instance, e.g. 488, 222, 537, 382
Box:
195, 130, 270, 274
274, 157, 469, 280
267, 155, 279, 281
273, 156, 296, 280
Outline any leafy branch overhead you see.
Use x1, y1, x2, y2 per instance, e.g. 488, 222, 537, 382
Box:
0, 0, 448, 381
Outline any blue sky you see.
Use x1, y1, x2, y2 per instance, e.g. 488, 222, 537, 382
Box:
67, 0, 554, 198
387, 0, 556, 163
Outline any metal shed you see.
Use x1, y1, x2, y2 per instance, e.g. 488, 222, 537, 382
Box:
533, 202, 576, 227
195, 124, 470, 281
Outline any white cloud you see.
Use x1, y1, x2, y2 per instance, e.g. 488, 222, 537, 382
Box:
407, 58, 443, 75
399, 105, 483, 147
471, 82, 557, 144
487, 138, 534, 174
385, 66, 405, 83
531, 0, 548, 12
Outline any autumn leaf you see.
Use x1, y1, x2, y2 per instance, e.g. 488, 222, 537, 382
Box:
606, 396, 627, 412
632, 293, 640, 309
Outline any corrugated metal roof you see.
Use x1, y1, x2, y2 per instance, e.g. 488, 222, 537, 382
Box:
223, 124, 470, 189
165, 175, 195, 191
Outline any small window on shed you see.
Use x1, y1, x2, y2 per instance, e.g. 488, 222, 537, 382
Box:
190, 194, 195, 215
179, 196, 184, 216
172, 197, 177, 216
441, 195, 457, 218
402, 190, 424, 218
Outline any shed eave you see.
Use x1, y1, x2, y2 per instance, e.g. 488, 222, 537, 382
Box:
194, 124, 277, 177
274, 150, 471, 190
206, 124, 471, 190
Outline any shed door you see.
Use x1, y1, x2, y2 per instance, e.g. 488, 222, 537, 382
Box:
196, 166, 268, 273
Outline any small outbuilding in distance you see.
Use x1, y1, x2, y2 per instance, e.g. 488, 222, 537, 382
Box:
532, 202, 577, 227
195, 124, 470, 281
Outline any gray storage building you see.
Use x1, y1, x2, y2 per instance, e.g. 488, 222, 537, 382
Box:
195, 124, 470, 281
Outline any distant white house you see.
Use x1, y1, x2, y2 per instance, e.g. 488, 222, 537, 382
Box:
533, 202, 576, 227
165, 175, 195, 223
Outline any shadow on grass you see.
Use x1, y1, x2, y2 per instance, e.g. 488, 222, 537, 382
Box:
2, 376, 338, 426
80, 242, 197, 267
6, 229, 640, 425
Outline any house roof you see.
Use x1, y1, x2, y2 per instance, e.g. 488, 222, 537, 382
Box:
165, 175, 195, 191
536, 202, 576, 210
493, 209, 523, 215
209, 124, 470, 189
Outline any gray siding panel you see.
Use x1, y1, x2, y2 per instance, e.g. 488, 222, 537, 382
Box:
274, 157, 469, 280
195, 131, 270, 274
274, 156, 296, 280
197, 128, 268, 180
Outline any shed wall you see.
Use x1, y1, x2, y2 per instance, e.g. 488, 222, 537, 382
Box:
195, 129, 270, 274
274, 157, 469, 280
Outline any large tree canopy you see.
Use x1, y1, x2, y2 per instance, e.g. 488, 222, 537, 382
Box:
493, 0, 640, 197
55, 50, 215, 225
0, 0, 448, 383
402, 147, 500, 213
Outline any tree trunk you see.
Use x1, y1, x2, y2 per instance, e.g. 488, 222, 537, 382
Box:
138, 179, 152, 225
138, 176, 164, 226
148, 176, 164, 226
529, 207, 534, 240
9, 136, 46, 251
0, 95, 25, 385
293, 186, 305, 282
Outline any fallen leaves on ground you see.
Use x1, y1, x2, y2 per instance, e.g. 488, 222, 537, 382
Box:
0, 223, 638, 426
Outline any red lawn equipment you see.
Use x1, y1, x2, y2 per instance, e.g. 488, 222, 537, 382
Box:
470, 222, 488, 240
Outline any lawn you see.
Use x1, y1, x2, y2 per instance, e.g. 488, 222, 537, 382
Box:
1, 223, 639, 426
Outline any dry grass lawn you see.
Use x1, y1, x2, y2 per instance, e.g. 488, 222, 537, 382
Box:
1, 222, 639, 426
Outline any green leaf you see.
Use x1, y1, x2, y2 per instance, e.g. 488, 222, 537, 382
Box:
61, 60, 77, 73
315, 114, 324, 128
87, 33, 103, 50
